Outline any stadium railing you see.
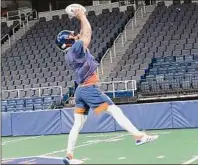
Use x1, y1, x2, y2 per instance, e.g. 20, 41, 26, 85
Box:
1, 34, 11, 45
1, 86, 63, 98
99, 80, 137, 98
98, 4, 146, 78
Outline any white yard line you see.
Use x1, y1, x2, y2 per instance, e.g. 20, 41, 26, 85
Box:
2, 136, 42, 145
182, 156, 198, 164
2, 131, 168, 161
118, 157, 126, 160
2, 135, 130, 161
149, 131, 171, 135
40, 134, 131, 157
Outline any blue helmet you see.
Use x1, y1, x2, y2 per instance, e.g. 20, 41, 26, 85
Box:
55, 30, 75, 52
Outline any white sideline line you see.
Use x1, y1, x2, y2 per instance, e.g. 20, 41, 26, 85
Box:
2, 136, 42, 145
2, 131, 167, 160
40, 134, 131, 157
2, 156, 38, 161
38, 156, 64, 159
182, 156, 198, 164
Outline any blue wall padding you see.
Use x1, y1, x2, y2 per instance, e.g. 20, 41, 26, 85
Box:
115, 102, 172, 131
61, 108, 115, 133
11, 110, 61, 136
172, 100, 198, 128
1, 112, 12, 136
61, 109, 74, 133
1, 100, 198, 137
80, 109, 115, 133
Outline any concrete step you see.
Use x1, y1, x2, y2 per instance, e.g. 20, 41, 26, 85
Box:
98, 5, 156, 81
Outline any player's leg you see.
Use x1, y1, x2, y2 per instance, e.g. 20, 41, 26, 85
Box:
82, 85, 158, 144
63, 112, 87, 164
66, 112, 87, 157
105, 104, 158, 145
63, 88, 89, 164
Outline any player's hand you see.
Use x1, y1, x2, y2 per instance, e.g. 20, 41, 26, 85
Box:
73, 8, 86, 20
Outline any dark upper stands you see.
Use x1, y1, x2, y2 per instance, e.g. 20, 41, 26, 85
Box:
1, 20, 21, 44
1, 7, 134, 105
103, 2, 198, 96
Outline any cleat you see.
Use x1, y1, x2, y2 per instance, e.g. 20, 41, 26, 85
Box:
136, 134, 159, 146
63, 157, 70, 164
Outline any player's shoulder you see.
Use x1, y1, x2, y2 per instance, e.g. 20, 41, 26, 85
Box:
72, 40, 84, 49
71, 40, 84, 54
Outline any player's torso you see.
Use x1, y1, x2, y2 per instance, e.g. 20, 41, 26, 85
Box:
65, 49, 99, 84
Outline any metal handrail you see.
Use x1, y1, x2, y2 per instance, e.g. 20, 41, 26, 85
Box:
123, 5, 144, 42
100, 48, 112, 75
2, 86, 63, 98
6, 10, 19, 18
26, 9, 38, 27
1, 34, 11, 46
12, 22, 21, 41
99, 80, 137, 98
1, 34, 9, 40
100, 80, 137, 89
98, 5, 145, 77
113, 33, 123, 57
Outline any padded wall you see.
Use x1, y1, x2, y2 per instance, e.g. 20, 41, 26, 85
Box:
1, 112, 12, 136
11, 110, 61, 136
115, 102, 172, 131
172, 101, 198, 128
1, 100, 198, 137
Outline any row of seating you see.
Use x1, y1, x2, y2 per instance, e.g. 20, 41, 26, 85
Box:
1, 96, 62, 112
1, 7, 134, 96
109, 2, 198, 97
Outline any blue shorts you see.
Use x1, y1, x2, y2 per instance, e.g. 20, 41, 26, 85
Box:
75, 85, 114, 115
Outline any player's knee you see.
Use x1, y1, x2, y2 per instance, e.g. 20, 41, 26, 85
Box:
73, 114, 87, 130
73, 119, 84, 130
107, 104, 123, 116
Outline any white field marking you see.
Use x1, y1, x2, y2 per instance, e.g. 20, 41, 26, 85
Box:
69, 159, 84, 164
2, 155, 85, 164
2, 134, 128, 160
2, 156, 37, 161
2, 159, 15, 163
86, 134, 122, 138
40, 134, 131, 157
157, 156, 165, 159
2, 136, 42, 145
86, 131, 171, 138
81, 158, 90, 161
182, 155, 198, 164
83, 138, 124, 144
149, 131, 171, 135
83, 140, 101, 143
38, 156, 63, 159
118, 157, 126, 160
2, 131, 168, 161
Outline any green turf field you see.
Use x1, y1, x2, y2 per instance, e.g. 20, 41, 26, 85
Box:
2, 129, 198, 164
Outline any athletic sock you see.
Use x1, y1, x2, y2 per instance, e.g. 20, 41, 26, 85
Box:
106, 104, 144, 138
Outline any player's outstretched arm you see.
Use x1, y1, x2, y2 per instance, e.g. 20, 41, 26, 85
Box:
74, 9, 92, 49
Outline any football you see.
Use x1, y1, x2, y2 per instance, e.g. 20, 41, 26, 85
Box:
65, 4, 86, 17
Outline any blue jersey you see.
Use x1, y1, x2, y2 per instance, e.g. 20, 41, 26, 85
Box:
65, 40, 99, 84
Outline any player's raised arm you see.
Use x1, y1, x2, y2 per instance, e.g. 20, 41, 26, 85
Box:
74, 9, 92, 50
